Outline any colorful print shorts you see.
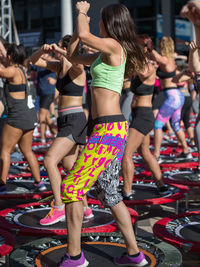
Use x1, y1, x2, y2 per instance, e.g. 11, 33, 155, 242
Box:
61, 115, 128, 203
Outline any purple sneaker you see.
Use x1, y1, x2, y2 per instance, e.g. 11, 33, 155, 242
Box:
114, 251, 148, 266
59, 252, 89, 267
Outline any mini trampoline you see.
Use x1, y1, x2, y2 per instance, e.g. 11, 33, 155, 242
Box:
163, 169, 200, 186
9, 234, 182, 267
9, 161, 45, 176
87, 181, 189, 211
153, 210, 200, 252
0, 229, 15, 257
0, 202, 137, 236
0, 179, 52, 199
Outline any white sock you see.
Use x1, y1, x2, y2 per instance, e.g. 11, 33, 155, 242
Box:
53, 204, 65, 210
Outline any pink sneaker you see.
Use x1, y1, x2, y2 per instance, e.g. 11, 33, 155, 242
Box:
83, 207, 94, 220
40, 203, 65, 226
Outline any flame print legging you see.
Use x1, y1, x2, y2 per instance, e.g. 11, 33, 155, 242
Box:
61, 115, 128, 203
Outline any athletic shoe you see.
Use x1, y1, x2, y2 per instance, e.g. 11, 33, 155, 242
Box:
83, 207, 94, 219
157, 184, 171, 195
156, 156, 163, 164
194, 166, 200, 176
122, 191, 135, 201
177, 152, 193, 159
32, 181, 47, 192
40, 203, 65, 225
114, 251, 148, 266
0, 184, 6, 193
59, 251, 89, 267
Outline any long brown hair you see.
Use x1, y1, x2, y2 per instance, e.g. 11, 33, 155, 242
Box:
101, 4, 146, 77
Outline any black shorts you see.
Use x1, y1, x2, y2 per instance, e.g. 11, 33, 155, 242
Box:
57, 112, 87, 145
39, 94, 54, 110
129, 107, 155, 135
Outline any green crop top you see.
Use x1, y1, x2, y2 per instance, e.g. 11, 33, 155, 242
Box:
90, 49, 126, 95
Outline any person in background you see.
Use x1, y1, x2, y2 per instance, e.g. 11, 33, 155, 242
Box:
29, 35, 93, 226
181, 0, 200, 174
29, 54, 57, 143
122, 34, 170, 201
0, 43, 46, 193
120, 78, 134, 122
150, 36, 192, 162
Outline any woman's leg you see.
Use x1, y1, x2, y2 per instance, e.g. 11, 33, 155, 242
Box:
65, 201, 84, 256
44, 137, 77, 206
138, 134, 164, 186
122, 128, 144, 196
110, 201, 139, 255
153, 128, 163, 159
171, 107, 190, 154
0, 124, 22, 184
18, 130, 41, 183
38, 107, 48, 141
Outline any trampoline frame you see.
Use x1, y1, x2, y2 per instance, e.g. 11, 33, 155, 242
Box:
153, 210, 200, 252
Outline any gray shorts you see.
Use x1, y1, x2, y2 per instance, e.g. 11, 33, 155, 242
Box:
92, 156, 123, 208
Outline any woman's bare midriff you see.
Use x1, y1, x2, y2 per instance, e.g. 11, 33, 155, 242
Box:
131, 94, 153, 108
59, 95, 83, 109
91, 87, 122, 119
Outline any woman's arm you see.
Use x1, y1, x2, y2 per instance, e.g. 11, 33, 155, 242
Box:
172, 69, 192, 83
28, 44, 60, 74
189, 41, 200, 73
0, 41, 7, 66
150, 49, 168, 65
75, 2, 120, 55
0, 66, 16, 79
67, 24, 99, 65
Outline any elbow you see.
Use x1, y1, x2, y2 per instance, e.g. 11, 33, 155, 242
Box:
77, 31, 90, 44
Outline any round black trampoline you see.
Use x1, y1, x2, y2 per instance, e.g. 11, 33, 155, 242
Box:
153, 210, 200, 252
87, 180, 189, 206
0, 229, 15, 257
163, 170, 200, 186
0, 179, 52, 199
0, 202, 138, 236
9, 234, 182, 267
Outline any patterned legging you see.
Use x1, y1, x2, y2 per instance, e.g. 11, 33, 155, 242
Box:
154, 89, 185, 133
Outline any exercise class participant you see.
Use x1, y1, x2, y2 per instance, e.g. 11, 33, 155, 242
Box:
181, 0, 200, 174
60, 1, 148, 266
30, 54, 57, 144
122, 35, 169, 201
0, 43, 46, 193
151, 37, 192, 161
29, 35, 93, 226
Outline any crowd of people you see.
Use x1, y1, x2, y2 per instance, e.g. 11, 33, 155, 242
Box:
0, 0, 200, 266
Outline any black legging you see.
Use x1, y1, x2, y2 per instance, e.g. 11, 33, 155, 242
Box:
181, 95, 192, 130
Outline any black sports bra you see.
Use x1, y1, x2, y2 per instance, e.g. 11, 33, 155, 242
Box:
130, 76, 154, 96
56, 70, 84, 96
7, 83, 26, 92
156, 67, 176, 79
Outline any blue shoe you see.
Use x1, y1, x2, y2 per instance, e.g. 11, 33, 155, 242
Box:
32, 182, 47, 192
0, 185, 6, 193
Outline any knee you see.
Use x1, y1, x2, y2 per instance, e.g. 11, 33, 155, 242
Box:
44, 155, 56, 169
154, 120, 164, 130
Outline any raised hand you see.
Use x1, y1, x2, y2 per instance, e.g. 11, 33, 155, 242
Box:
180, 1, 200, 26
41, 44, 52, 54
76, 1, 90, 14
